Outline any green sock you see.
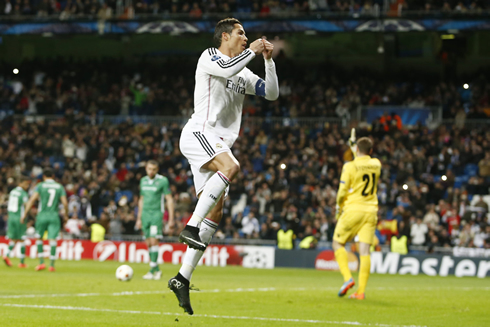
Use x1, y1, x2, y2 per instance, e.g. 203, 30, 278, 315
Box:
20, 243, 25, 264
149, 251, 157, 273
50, 244, 56, 267
149, 246, 160, 273
37, 242, 44, 264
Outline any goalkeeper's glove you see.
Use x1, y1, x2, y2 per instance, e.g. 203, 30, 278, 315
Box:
348, 128, 357, 157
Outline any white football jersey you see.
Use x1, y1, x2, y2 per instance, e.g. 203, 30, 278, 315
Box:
183, 47, 277, 148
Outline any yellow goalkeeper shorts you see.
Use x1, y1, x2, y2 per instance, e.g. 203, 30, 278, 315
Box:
333, 210, 377, 245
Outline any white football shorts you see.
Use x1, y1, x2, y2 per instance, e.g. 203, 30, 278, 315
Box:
179, 130, 231, 196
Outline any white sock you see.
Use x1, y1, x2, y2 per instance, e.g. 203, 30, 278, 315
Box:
179, 218, 218, 280
187, 171, 230, 228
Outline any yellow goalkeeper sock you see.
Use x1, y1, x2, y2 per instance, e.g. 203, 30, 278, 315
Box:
357, 255, 371, 295
335, 247, 352, 282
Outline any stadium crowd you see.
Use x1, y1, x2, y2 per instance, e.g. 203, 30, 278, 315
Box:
0, 112, 488, 249
2, 58, 490, 120
0, 58, 489, 251
1, 0, 489, 18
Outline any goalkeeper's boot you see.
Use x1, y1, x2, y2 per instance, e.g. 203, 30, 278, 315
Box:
2, 256, 12, 267
142, 272, 154, 280
179, 226, 206, 251
168, 274, 194, 315
349, 292, 365, 300
338, 278, 355, 297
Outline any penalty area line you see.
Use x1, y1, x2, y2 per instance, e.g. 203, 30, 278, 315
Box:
0, 303, 427, 327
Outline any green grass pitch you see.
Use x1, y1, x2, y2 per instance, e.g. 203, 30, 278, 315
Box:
0, 259, 489, 327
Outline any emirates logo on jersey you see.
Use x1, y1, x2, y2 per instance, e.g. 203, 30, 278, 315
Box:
226, 77, 246, 94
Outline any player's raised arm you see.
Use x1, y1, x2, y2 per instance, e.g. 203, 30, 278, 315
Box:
349, 128, 358, 158
21, 191, 39, 224
243, 39, 279, 101
261, 39, 279, 101
200, 43, 262, 79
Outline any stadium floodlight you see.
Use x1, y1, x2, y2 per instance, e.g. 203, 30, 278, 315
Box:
402, 184, 408, 190
13, 68, 19, 74
280, 163, 286, 170
441, 175, 447, 181
463, 84, 469, 89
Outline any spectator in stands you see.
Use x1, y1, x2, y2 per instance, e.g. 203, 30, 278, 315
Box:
241, 210, 260, 239
189, 2, 202, 18
458, 222, 474, 246
1, 56, 490, 250
423, 204, 440, 231
473, 195, 488, 213
478, 152, 490, 177
410, 217, 428, 246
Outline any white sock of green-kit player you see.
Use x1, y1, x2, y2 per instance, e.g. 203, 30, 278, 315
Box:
187, 171, 229, 228
179, 218, 218, 281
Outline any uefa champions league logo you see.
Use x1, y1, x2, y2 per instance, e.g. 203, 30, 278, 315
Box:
93, 241, 118, 262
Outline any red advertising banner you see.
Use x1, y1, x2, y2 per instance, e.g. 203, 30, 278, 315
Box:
315, 250, 359, 272
0, 237, 275, 269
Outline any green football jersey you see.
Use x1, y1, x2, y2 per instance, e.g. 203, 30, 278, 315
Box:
140, 174, 171, 213
7, 186, 29, 220
35, 179, 66, 215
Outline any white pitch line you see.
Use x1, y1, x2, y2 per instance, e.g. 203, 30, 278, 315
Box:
0, 290, 165, 299
1, 286, 489, 299
0, 303, 427, 327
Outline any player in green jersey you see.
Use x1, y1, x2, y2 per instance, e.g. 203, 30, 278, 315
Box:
136, 160, 174, 280
22, 169, 68, 272
3, 176, 31, 268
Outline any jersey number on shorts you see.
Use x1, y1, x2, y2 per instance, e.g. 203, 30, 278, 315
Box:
47, 189, 56, 207
361, 173, 376, 196
8, 196, 19, 212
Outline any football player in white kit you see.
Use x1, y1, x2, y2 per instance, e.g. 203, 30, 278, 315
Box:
168, 17, 279, 315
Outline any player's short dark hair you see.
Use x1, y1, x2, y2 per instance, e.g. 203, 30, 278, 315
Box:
214, 17, 242, 47
43, 168, 54, 178
20, 175, 31, 183
357, 137, 373, 155
147, 160, 159, 167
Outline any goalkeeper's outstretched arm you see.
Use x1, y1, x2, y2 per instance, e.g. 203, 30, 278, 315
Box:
349, 128, 357, 158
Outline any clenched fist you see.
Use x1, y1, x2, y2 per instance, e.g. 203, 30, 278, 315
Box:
249, 39, 265, 56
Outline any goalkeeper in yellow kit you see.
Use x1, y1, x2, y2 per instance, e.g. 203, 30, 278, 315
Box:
333, 130, 381, 300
